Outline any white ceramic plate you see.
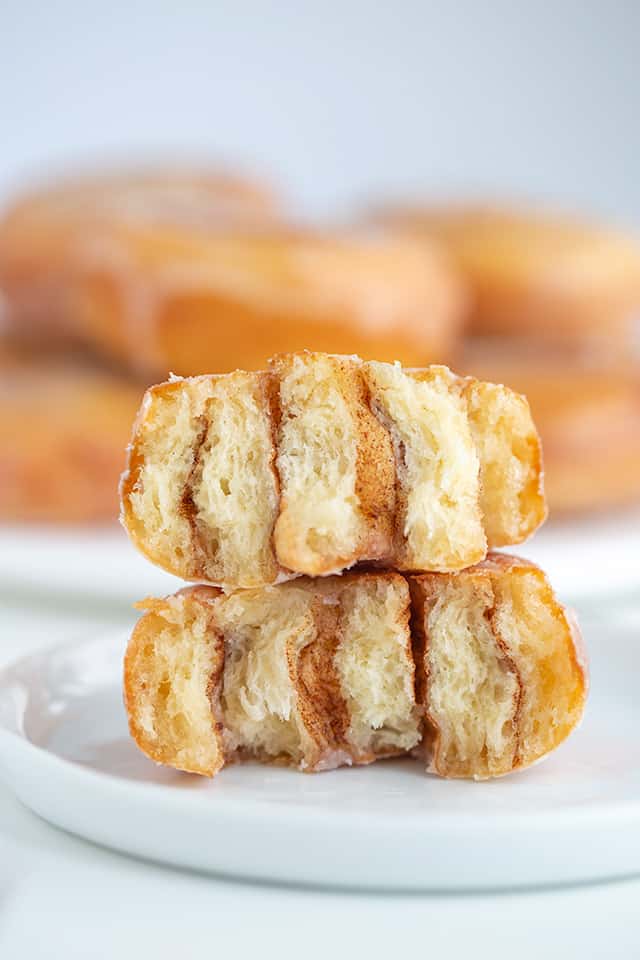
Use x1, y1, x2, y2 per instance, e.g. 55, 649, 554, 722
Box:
0, 611, 638, 892
1, 509, 640, 607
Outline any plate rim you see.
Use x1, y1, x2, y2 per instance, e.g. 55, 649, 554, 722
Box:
1, 630, 639, 891
0, 630, 637, 830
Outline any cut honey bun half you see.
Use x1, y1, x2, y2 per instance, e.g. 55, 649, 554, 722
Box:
125, 573, 420, 776
121, 352, 546, 589
124, 558, 587, 781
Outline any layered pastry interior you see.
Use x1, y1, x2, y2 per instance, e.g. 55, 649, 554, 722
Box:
125, 572, 419, 776
121, 352, 546, 588
124, 557, 587, 781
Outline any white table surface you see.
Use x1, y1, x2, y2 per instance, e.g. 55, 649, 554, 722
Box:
1, 553, 640, 957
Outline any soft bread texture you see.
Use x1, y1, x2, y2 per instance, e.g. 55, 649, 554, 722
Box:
121, 352, 546, 588
410, 555, 588, 779
0, 174, 464, 377
124, 559, 587, 780
462, 377, 547, 542
123, 371, 280, 587
366, 361, 485, 568
124, 573, 419, 776
374, 204, 640, 354
461, 341, 640, 515
271, 353, 396, 575
0, 343, 143, 522
124, 585, 226, 776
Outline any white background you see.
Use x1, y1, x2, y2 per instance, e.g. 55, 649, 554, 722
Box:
1, 1, 639, 224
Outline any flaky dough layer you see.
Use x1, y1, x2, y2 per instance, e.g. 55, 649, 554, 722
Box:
124, 572, 419, 776
124, 557, 587, 781
120, 352, 546, 589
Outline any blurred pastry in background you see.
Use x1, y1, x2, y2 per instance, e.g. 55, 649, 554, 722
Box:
0, 167, 279, 363
373, 204, 640, 356
106, 228, 463, 376
0, 171, 465, 378
0, 342, 143, 522
460, 341, 640, 516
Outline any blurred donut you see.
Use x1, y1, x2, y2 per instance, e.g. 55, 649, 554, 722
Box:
0, 174, 465, 376
460, 341, 640, 516
0, 167, 279, 355
0, 343, 143, 523
374, 204, 640, 355
99, 227, 463, 375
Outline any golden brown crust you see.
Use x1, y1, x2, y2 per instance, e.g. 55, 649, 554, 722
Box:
374, 204, 640, 352
458, 374, 548, 542
124, 588, 225, 777
119, 378, 184, 567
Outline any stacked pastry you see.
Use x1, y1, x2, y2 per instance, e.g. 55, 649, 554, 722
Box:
121, 351, 587, 780
0, 169, 464, 522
